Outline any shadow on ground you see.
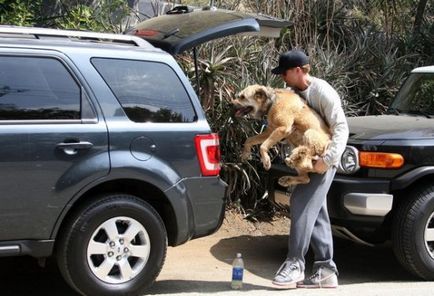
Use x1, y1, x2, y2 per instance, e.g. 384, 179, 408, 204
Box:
150, 280, 269, 294
0, 257, 78, 296
208, 234, 417, 284
0, 234, 419, 295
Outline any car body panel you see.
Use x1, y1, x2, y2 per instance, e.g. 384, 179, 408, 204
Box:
0, 28, 227, 255
347, 115, 434, 140
0, 47, 110, 240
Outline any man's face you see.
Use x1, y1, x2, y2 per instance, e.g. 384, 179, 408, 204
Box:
281, 67, 299, 87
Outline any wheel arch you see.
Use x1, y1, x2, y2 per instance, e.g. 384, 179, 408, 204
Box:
382, 173, 434, 238
391, 166, 434, 191
52, 179, 181, 248
391, 173, 434, 215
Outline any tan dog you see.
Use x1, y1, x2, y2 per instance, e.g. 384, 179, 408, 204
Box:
232, 84, 331, 186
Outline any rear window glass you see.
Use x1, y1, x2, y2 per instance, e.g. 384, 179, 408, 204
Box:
92, 58, 196, 123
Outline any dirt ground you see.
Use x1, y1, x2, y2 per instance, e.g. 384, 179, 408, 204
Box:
1, 210, 434, 296
148, 209, 292, 295
147, 210, 434, 296
217, 209, 291, 237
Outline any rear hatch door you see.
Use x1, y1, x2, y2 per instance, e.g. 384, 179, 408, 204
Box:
126, 8, 288, 54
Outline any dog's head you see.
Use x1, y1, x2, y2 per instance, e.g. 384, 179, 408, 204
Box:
232, 84, 275, 119
287, 146, 314, 171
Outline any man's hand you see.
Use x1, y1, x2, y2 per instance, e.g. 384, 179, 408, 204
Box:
313, 156, 329, 174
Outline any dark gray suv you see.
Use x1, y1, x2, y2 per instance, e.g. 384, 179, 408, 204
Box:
0, 26, 226, 295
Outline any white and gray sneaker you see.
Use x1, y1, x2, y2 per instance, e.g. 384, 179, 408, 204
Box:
272, 260, 305, 289
297, 266, 338, 288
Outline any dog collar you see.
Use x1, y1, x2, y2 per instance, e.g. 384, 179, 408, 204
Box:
264, 92, 276, 115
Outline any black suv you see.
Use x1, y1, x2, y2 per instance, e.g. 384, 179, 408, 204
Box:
0, 25, 229, 295
268, 65, 434, 280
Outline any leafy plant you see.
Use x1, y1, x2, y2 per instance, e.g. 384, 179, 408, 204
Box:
0, 0, 42, 26
177, 0, 433, 216
2, 0, 432, 217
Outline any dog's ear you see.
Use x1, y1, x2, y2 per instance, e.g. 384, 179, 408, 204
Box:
311, 141, 324, 156
254, 86, 274, 101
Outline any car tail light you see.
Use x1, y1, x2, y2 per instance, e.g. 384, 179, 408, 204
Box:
194, 134, 221, 176
359, 152, 404, 169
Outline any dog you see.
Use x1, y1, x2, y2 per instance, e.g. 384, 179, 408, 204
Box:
232, 84, 331, 186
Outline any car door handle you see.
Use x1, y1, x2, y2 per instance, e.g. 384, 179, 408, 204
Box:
56, 141, 93, 155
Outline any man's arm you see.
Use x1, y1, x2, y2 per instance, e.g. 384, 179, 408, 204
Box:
318, 86, 349, 168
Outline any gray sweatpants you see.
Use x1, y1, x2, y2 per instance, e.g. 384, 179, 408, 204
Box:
287, 167, 338, 274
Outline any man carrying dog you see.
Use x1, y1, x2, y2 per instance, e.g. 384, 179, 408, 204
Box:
271, 49, 349, 289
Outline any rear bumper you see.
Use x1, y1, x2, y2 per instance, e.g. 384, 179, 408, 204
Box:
186, 177, 227, 239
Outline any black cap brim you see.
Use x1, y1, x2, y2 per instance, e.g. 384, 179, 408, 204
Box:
271, 66, 285, 75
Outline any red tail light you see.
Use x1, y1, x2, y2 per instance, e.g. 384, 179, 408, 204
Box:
194, 134, 221, 176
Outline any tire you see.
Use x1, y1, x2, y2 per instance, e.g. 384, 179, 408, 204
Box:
56, 194, 167, 296
392, 184, 434, 280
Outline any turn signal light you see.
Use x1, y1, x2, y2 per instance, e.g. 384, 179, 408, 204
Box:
359, 152, 404, 169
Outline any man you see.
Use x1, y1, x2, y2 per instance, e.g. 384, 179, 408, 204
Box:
271, 49, 349, 289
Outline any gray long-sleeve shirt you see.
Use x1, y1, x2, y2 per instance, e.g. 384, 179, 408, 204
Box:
298, 77, 349, 167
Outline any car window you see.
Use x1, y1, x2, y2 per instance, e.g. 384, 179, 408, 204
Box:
391, 73, 434, 115
410, 76, 434, 114
91, 58, 197, 123
0, 56, 81, 120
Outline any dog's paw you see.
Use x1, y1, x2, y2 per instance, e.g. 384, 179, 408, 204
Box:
240, 151, 252, 162
262, 155, 271, 170
278, 176, 296, 187
284, 157, 293, 168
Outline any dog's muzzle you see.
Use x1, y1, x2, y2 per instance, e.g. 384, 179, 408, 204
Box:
234, 106, 254, 117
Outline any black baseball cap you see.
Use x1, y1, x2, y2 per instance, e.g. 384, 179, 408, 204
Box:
271, 50, 309, 74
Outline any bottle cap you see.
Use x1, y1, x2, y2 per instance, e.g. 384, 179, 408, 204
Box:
236, 253, 242, 258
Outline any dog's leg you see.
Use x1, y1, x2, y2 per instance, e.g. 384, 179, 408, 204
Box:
241, 129, 271, 161
260, 126, 292, 170
278, 173, 310, 187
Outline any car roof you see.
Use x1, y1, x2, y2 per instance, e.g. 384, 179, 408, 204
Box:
412, 65, 434, 73
0, 25, 163, 54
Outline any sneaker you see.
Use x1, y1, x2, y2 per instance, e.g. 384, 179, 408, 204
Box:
297, 266, 338, 288
272, 260, 304, 289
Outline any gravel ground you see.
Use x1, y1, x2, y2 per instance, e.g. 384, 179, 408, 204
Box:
1, 211, 434, 295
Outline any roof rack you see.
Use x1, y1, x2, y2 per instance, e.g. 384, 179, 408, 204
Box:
0, 25, 150, 48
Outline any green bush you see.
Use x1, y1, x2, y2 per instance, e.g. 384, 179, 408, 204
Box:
2, 0, 432, 216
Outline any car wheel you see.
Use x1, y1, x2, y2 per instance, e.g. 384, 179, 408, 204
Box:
57, 194, 167, 295
392, 184, 434, 280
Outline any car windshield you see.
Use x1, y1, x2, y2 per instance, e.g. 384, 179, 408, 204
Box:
389, 73, 434, 117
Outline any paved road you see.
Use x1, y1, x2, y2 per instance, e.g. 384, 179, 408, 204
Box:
1, 225, 434, 295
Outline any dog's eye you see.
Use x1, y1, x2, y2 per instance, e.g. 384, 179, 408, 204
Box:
239, 95, 245, 100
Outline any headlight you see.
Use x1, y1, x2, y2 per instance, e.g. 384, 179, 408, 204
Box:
338, 146, 360, 174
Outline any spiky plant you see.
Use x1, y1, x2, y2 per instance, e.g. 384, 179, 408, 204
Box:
176, 0, 433, 217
